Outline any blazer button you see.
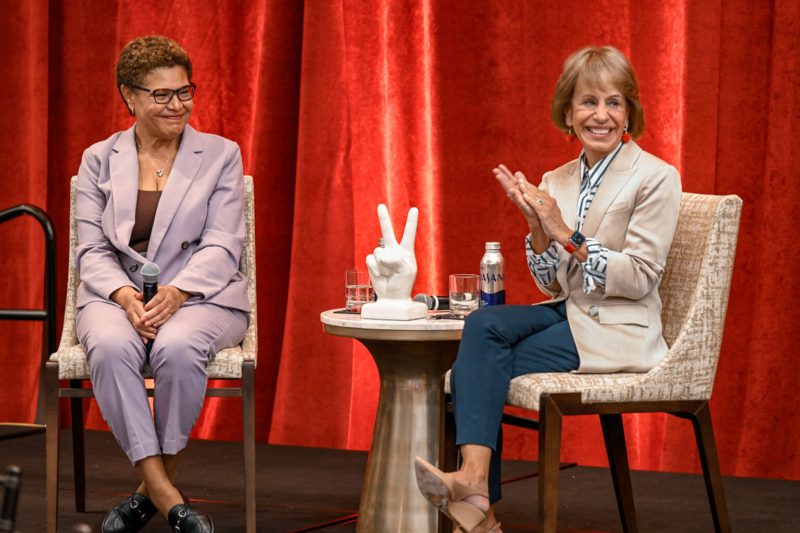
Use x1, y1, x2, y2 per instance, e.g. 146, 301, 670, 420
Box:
181, 241, 190, 250
588, 305, 598, 317
129, 264, 138, 273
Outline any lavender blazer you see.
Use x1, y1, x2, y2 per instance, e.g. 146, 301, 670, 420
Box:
75, 123, 250, 313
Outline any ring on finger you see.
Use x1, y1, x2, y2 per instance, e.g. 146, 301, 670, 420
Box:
536, 198, 544, 205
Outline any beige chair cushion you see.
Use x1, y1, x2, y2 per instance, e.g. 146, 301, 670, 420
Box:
56, 343, 245, 380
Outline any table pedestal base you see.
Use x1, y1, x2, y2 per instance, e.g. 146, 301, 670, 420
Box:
356, 339, 459, 533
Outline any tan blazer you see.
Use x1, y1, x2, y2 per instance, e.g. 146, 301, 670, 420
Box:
536, 141, 681, 373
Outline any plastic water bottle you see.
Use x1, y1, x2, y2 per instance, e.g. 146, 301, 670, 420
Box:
480, 242, 505, 306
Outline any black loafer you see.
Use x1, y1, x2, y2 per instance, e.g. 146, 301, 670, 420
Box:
167, 504, 214, 532
101, 492, 158, 533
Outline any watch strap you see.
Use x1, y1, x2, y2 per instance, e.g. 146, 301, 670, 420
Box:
564, 230, 585, 254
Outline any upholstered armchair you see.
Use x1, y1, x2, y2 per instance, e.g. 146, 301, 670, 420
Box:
446, 192, 742, 533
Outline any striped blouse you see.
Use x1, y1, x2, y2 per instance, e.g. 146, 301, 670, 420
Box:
526, 142, 624, 294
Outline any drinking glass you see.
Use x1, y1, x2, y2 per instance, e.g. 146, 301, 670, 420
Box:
449, 274, 480, 318
345, 270, 374, 312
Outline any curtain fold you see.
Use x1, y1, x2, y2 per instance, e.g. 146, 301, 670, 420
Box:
0, 0, 797, 480
0, 0, 49, 423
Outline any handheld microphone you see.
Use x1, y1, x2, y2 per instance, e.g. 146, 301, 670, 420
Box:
141, 263, 160, 354
413, 293, 450, 311
141, 262, 160, 305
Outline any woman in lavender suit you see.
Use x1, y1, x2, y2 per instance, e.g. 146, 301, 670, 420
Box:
75, 35, 249, 532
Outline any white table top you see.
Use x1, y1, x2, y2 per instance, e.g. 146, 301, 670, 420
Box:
320, 309, 464, 341
321, 309, 465, 330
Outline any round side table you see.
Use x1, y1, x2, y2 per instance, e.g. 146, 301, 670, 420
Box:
320, 310, 464, 533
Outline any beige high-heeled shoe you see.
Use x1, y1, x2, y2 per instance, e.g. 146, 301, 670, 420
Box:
414, 457, 490, 533
469, 521, 502, 533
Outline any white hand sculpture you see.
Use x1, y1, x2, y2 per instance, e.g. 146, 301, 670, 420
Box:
366, 204, 419, 300
361, 204, 428, 320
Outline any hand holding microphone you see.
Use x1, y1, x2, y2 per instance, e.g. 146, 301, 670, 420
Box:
140, 263, 160, 352
140, 262, 190, 329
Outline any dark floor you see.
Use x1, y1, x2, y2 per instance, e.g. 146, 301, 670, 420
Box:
1, 428, 798, 532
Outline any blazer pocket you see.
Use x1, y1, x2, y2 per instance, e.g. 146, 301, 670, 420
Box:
606, 201, 630, 214
597, 303, 649, 326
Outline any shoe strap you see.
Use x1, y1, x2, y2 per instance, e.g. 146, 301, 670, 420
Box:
450, 479, 489, 501
129, 492, 157, 516
168, 504, 191, 530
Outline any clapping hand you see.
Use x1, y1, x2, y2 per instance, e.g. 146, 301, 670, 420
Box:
494, 164, 542, 232
365, 204, 419, 301
495, 163, 572, 247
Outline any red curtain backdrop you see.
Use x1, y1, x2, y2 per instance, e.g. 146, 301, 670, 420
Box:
0, 1, 797, 480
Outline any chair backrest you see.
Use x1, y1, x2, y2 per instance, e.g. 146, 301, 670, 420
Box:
57, 178, 81, 352
240, 176, 258, 362
59, 176, 257, 363
639, 193, 742, 400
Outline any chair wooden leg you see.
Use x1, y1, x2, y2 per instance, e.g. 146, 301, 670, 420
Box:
45, 362, 60, 533
442, 398, 458, 472
242, 361, 256, 533
538, 394, 563, 533
69, 381, 86, 513
600, 414, 638, 533
439, 399, 457, 533
688, 401, 731, 533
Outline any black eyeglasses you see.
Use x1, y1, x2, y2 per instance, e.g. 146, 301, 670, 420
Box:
131, 83, 196, 104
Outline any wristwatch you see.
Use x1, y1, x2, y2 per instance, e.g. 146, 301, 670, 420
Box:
563, 230, 586, 254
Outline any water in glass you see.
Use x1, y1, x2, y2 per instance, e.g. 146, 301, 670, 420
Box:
346, 284, 375, 312
450, 291, 479, 318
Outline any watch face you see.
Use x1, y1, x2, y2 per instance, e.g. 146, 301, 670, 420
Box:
570, 231, 586, 247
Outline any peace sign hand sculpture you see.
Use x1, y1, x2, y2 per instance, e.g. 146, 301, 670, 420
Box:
361, 204, 428, 320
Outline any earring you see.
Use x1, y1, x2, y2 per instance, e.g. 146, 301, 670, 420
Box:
566, 127, 576, 143
622, 125, 631, 143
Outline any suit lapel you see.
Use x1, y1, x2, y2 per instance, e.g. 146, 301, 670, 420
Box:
147, 124, 203, 259
581, 141, 642, 237
109, 126, 143, 260
551, 159, 581, 230
549, 160, 581, 278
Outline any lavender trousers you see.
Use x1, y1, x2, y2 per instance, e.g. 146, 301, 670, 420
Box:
76, 301, 248, 464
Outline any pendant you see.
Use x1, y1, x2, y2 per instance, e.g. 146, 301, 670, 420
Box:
155, 169, 164, 177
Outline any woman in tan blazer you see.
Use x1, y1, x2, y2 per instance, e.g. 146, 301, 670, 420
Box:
415, 46, 681, 533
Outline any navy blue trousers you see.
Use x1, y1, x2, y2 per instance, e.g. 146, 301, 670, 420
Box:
450, 302, 579, 503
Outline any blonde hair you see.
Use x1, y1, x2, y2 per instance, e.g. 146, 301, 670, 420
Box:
551, 46, 645, 138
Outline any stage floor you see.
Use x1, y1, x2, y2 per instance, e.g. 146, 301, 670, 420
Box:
1, 428, 797, 532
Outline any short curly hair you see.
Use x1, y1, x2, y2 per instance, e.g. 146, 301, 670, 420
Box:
551, 46, 645, 139
116, 35, 192, 112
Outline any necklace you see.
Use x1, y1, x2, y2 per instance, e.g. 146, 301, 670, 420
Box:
135, 135, 176, 190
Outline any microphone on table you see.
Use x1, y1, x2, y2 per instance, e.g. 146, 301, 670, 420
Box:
141, 262, 160, 355
413, 293, 450, 311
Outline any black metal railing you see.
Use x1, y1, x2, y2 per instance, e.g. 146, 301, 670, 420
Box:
0, 204, 57, 427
